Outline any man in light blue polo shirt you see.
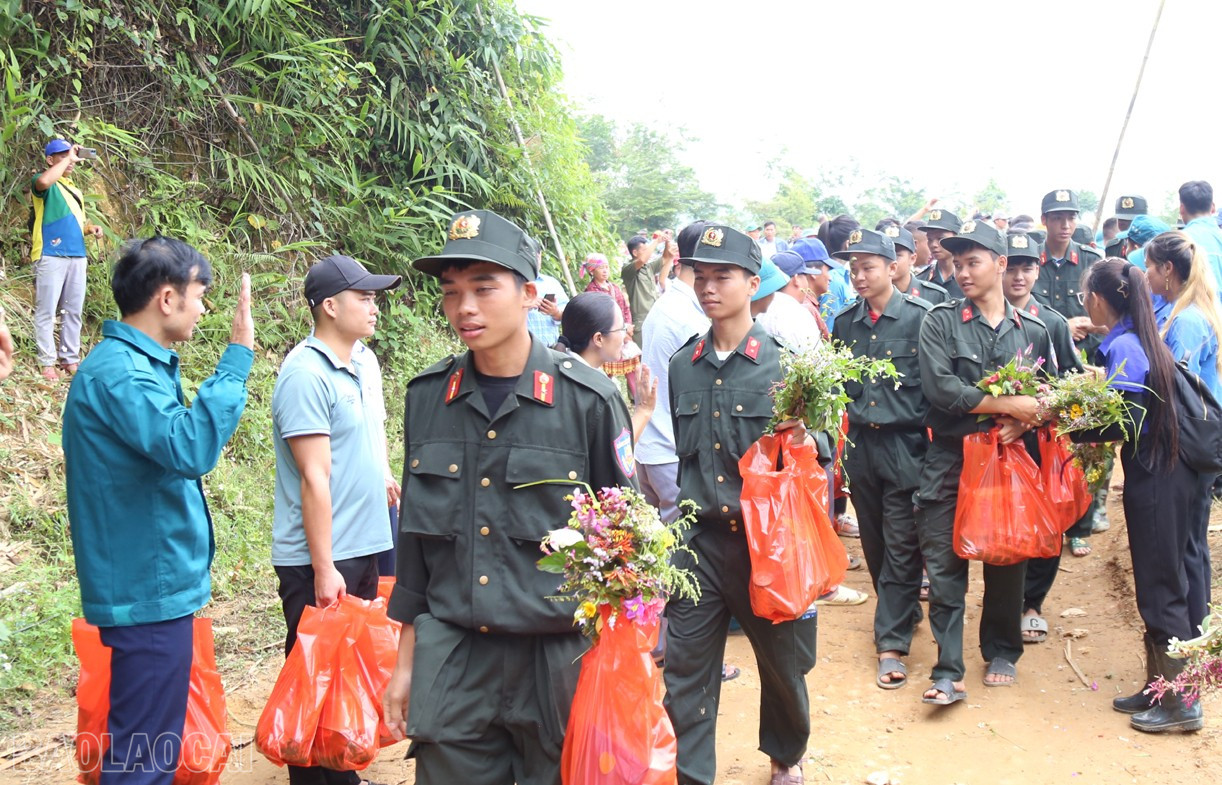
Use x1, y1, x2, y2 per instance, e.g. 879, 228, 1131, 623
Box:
1179, 180, 1222, 299
271, 253, 400, 785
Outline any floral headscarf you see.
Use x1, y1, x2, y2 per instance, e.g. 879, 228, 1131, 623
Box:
581, 253, 610, 279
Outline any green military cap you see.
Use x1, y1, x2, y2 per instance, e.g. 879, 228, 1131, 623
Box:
1072, 224, 1094, 245
1027, 228, 1047, 244
413, 210, 541, 280
922, 208, 961, 233
1041, 189, 1080, 215
1115, 194, 1148, 219
832, 227, 896, 262
681, 224, 763, 274
941, 219, 1007, 256
880, 224, 915, 254
1005, 232, 1041, 263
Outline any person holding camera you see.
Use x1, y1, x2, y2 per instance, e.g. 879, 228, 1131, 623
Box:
31, 139, 102, 381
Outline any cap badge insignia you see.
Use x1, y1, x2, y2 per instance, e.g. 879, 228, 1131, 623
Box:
884, 226, 900, 237
1012, 235, 1029, 249
960, 221, 977, 234
1055, 190, 1071, 202
1121, 197, 1135, 209
700, 227, 725, 247
449, 214, 481, 240
928, 210, 942, 221
848, 230, 863, 246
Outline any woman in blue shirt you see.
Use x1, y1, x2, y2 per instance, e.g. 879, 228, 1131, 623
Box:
1144, 231, 1222, 400
1079, 258, 1207, 734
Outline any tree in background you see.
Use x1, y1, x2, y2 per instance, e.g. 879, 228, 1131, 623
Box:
578, 114, 720, 239
973, 176, 1008, 217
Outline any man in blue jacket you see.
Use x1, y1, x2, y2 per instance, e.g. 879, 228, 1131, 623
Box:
63, 237, 253, 785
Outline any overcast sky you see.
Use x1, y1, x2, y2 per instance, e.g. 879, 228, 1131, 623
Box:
515, 0, 1221, 222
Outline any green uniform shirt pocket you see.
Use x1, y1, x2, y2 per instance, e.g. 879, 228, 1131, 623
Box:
404, 442, 465, 539
504, 446, 587, 544
674, 391, 703, 458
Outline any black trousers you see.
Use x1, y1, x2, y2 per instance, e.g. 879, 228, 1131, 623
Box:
98, 615, 194, 785
663, 526, 817, 785
275, 554, 380, 785
1121, 447, 1210, 647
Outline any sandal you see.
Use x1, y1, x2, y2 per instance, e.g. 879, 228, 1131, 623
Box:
921, 677, 966, 705
1069, 537, 1092, 557
876, 657, 907, 690
918, 573, 930, 602
1021, 614, 1048, 644
721, 663, 740, 682
815, 585, 868, 606
984, 657, 1017, 687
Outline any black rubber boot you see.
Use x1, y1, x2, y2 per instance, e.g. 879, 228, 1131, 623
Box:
1112, 635, 1156, 715
1130, 649, 1204, 733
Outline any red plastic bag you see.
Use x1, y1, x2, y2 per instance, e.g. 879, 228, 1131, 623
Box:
739, 432, 848, 621
256, 595, 401, 770
73, 618, 231, 785
561, 608, 676, 785
1037, 426, 1092, 532
954, 430, 1062, 565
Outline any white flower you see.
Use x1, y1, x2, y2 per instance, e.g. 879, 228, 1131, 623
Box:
545, 527, 584, 549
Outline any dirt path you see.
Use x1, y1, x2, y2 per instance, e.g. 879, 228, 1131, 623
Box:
2, 491, 1217, 785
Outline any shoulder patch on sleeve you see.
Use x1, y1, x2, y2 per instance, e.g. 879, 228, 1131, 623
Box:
613, 427, 636, 478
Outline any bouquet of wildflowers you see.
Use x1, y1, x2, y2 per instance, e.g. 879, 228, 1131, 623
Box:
1036, 364, 1133, 491
1149, 607, 1222, 708
538, 486, 699, 642
769, 340, 899, 433
976, 346, 1047, 398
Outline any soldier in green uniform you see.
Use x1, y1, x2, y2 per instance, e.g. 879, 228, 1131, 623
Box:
665, 224, 817, 785
886, 224, 948, 304
830, 229, 933, 690
915, 220, 1055, 704
382, 210, 639, 785
1114, 194, 1148, 232
1001, 231, 1086, 643
917, 208, 965, 299
1031, 189, 1107, 556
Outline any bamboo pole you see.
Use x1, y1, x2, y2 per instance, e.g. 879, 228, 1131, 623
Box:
1095, 0, 1166, 234
476, 5, 578, 296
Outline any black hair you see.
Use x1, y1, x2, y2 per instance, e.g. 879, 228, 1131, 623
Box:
437, 258, 528, 287
763, 221, 776, 229
1009, 214, 1036, 230
1083, 258, 1178, 469
819, 214, 860, 253
676, 220, 709, 259
903, 220, 925, 233
111, 236, 213, 316
558, 292, 618, 353
1102, 216, 1118, 233
1179, 180, 1213, 216
626, 235, 649, 255
875, 217, 901, 231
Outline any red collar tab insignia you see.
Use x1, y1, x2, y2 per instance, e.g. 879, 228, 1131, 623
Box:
445, 369, 464, 404
960, 306, 973, 323
1070, 250, 1079, 264
1028, 303, 1039, 316
1013, 309, 1024, 328
533, 370, 554, 405
744, 336, 761, 360
1040, 250, 1048, 265
692, 339, 706, 363
910, 286, 920, 296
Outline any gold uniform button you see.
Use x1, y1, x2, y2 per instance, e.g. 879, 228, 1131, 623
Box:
479, 575, 489, 585
717, 475, 725, 483
411, 459, 420, 468
563, 361, 573, 369
481, 477, 491, 487
721, 505, 730, 513
714, 442, 721, 450
715, 379, 723, 385
448, 464, 459, 473
480, 526, 490, 536
479, 625, 489, 633
870, 401, 877, 407
487, 430, 497, 440
714, 411, 721, 418
568, 470, 578, 480
871, 334, 877, 340
735, 404, 743, 412
730, 519, 737, 525
885, 350, 892, 356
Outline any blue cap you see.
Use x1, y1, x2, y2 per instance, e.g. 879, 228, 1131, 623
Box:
1126, 214, 1171, 247
771, 250, 807, 277
752, 257, 789, 301
791, 237, 842, 270
44, 139, 72, 156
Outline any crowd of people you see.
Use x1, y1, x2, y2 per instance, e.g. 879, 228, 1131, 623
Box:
7, 135, 1220, 785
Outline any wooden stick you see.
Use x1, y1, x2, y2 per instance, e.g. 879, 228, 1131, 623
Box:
0, 742, 63, 771
1064, 640, 1092, 688
1094, 0, 1166, 234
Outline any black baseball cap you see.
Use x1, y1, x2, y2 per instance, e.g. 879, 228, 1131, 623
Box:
942, 219, 1007, 257
413, 210, 541, 280
1041, 189, 1080, 215
1115, 195, 1148, 219
1005, 232, 1040, 263
833, 228, 897, 262
304, 255, 401, 308
922, 209, 962, 233
880, 224, 915, 254
680, 224, 762, 274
